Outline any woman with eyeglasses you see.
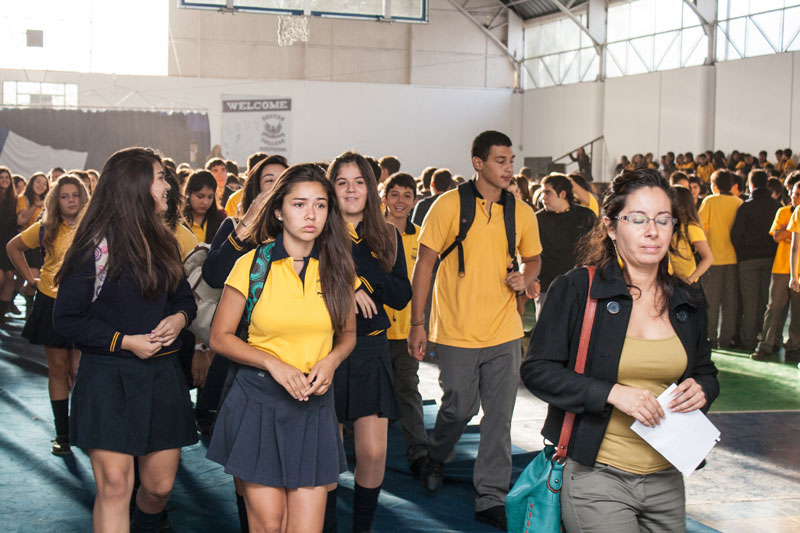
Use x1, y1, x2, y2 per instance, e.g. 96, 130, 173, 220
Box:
522, 169, 719, 531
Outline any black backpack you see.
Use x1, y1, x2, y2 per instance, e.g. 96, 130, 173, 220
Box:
439, 181, 517, 277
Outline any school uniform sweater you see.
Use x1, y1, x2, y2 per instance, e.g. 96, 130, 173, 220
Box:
350, 222, 412, 337
202, 218, 252, 289
53, 249, 197, 358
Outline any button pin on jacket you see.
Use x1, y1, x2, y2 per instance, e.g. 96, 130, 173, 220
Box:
606, 301, 620, 314
676, 310, 688, 322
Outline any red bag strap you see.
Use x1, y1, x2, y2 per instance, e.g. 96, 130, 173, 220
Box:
554, 265, 597, 462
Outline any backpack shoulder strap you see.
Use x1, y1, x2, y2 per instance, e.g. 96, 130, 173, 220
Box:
243, 241, 276, 326
440, 182, 476, 278
502, 189, 517, 271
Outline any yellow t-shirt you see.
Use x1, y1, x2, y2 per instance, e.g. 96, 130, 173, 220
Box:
677, 161, 696, 172
596, 335, 687, 475
226, 246, 334, 373
696, 163, 714, 183
385, 221, 419, 341
698, 194, 743, 265
419, 187, 542, 348
782, 206, 800, 276
225, 189, 242, 218
783, 158, 797, 173
19, 221, 74, 299
174, 224, 199, 261
16, 195, 42, 230
670, 222, 706, 280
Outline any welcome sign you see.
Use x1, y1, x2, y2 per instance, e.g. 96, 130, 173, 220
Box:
221, 96, 292, 167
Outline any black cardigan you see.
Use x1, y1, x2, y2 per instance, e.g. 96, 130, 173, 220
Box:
352, 222, 412, 337
521, 262, 719, 466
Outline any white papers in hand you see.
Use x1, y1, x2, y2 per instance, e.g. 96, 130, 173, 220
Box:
630, 383, 721, 476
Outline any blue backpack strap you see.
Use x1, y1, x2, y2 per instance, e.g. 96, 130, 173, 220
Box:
243, 241, 275, 325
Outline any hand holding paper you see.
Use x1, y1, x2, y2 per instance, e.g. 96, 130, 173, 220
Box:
631, 383, 721, 476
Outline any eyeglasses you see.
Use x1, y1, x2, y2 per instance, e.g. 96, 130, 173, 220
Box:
615, 214, 677, 227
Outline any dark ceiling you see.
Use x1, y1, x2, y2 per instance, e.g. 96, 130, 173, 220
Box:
499, 0, 589, 21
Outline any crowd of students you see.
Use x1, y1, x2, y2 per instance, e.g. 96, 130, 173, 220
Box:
0, 135, 793, 532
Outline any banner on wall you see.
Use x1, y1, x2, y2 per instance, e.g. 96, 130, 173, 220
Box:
221, 96, 291, 168
0, 125, 88, 178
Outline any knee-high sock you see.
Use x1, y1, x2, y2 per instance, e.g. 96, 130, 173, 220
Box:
236, 492, 248, 533
322, 488, 338, 533
352, 483, 380, 533
131, 503, 161, 532
51, 399, 69, 437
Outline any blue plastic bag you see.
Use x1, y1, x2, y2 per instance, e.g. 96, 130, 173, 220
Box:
505, 444, 563, 533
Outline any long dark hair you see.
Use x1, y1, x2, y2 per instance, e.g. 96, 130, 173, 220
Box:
163, 167, 184, 231
245, 163, 355, 335
0, 166, 15, 207
182, 170, 225, 243
42, 175, 89, 251
241, 154, 288, 214
24, 172, 49, 206
57, 147, 184, 298
327, 151, 397, 271
579, 168, 681, 312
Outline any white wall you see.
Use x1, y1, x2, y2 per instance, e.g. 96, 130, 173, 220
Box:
0, 68, 513, 177
714, 53, 794, 153
168, 0, 517, 89
603, 66, 715, 177
522, 51, 800, 181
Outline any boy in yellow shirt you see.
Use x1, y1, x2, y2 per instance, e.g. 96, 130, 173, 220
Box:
698, 170, 743, 348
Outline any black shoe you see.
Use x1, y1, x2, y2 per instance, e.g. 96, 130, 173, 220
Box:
475, 505, 507, 531
8, 302, 22, 316
409, 456, 427, 479
51, 435, 71, 455
421, 458, 444, 492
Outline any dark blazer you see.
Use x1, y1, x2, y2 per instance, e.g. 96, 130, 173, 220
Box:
521, 261, 719, 467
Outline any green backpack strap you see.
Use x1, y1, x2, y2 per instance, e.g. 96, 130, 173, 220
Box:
239, 241, 275, 338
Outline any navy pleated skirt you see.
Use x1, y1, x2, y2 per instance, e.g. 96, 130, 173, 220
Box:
21, 291, 72, 349
70, 353, 198, 455
207, 365, 346, 489
334, 333, 400, 423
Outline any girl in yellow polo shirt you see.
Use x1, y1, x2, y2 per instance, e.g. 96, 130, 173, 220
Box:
207, 164, 356, 532
670, 186, 713, 284
6, 175, 89, 454
182, 170, 226, 244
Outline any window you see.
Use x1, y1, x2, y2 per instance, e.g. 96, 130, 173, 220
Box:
2, 81, 78, 107
523, 13, 599, 88
716, 1, 800, 62
0, 0, 168, 76
604, 0, 707, 79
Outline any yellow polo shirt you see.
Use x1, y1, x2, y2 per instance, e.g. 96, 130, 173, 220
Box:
698, 194, 742, 265
189, 220, 207, 243
783, 206, 800, 276
670, 222, 706, 280
174, 224, 199, 261
696, 163, 714, 183
385, 220, 419, 341
16, 195, 42, 230
225, 189, 242, 218
226, 245, 334, 373
419, 186, 542, 348
19, 221, 74, 299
